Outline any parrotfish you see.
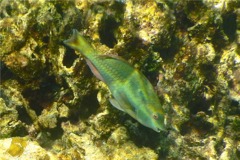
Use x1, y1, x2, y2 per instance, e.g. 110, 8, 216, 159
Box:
64, 29, 166, 132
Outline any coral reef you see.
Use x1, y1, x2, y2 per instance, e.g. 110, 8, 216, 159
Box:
0, 137, 56, 159
0, 0, 240, 159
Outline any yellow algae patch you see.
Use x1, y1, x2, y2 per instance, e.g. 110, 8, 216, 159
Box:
7, 137, 27, 157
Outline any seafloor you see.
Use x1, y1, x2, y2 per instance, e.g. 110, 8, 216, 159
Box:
0, 0, 240, 159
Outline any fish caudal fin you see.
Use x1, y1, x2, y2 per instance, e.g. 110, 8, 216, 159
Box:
63, 29, 96, 58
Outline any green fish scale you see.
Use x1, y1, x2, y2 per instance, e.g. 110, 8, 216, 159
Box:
92, 56, 135, 86
124, 71, 151, 109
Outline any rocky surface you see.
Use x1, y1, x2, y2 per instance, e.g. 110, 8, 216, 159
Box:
0, 0, 240, 159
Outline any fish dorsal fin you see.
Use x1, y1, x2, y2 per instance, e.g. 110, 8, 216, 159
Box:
86, 59, 105, 82
98, 54, 130, 65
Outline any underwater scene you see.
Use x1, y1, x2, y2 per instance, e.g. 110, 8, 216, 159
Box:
0, 0, 240, 159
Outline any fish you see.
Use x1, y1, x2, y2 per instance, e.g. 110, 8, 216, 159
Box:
64, 29, 167, 132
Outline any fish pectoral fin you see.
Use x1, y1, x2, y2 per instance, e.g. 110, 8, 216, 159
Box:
109, 98, 124, 112
86, 59, 105, 82
109, 97, 137, 120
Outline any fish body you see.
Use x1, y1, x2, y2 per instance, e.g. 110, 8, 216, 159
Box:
64, 29, 166, 132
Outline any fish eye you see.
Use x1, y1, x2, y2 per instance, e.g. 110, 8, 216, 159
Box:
152, 114, 158, 120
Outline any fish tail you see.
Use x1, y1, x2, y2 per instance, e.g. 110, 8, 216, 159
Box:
63, 29, 96, 58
